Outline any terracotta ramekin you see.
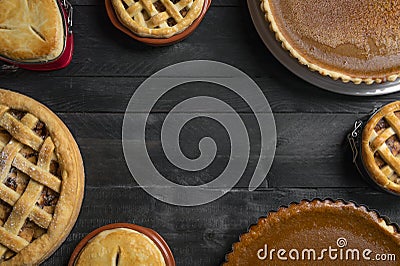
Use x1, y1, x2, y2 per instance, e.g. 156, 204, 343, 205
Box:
105, 0, 211, 46
68, 223, 175, 266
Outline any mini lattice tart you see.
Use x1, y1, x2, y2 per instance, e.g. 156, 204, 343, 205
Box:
225, 200, 400, 265
0, 89, 84, 265
362, 101, 400, 194
261, 0, 400, 84
111, 0, 204, 38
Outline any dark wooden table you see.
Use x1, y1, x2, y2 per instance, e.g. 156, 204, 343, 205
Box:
2, 1, 400, 265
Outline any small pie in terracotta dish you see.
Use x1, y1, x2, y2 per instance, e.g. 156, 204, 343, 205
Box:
69, 223, 175, 266
225, 199, 400, 265
111, 0, 205, 38
0, 89, 84, 265
75, 228, 166, 265
0, 0, 65, 63
362, 101, 400, 194
261, 0, 400, 84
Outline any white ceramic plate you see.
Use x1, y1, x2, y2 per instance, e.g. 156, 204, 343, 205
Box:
247, 0, 400, 96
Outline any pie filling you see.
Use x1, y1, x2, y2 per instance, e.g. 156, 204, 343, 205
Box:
113, 0, 204, 38
123, 0, 191, 29
225, 201, 400, 265
264, 0, 400, 82
0, 108, 62, 262
372, 112, 400, 184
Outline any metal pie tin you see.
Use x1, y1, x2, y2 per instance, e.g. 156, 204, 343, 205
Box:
348, 103, 400, 196
224, 199, 400, 264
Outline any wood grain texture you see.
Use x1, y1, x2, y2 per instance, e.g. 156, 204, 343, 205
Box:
44, 188, 400, 266
0, 1, 399, 266
58, 113, 365, 189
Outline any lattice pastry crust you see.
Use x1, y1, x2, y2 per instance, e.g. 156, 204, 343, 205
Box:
0, 89, 84, 265
363, 101, 400, 193
111, 0, 204, 38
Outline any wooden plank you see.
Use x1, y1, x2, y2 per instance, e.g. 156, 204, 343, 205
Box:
1, 6, 280, 78
42, 187, 400, 265
54, 113, 366, 188
0, 77, 396, 114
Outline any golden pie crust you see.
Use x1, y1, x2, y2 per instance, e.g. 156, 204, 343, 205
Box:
261, 0, 400, 84
225, 199, 400, 265
362, 101, 400, 193
75, 228, 166, 266
0, 0, 64, 62
0, 89, 84, 265
111, 0, 204, 38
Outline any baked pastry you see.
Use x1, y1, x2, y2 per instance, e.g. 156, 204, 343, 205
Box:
75, 228, 166, 265
225, 199, 400, 265
362, 101, 400, 194
0, 89, 84, 265
261, 0, 400, 84
111, 0, 204, 38
0, 0, 64, 62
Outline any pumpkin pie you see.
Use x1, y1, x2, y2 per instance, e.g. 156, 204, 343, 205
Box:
261, 0, 400, 84
225, 199, 400, 265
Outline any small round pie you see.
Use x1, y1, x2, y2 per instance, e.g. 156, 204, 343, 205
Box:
225, 199, 400, 265
0, 89, 84, 265
111, 0, 205, 38
75, 228, 166, 266
261, 0, 400, 84
362, 101, 400, 194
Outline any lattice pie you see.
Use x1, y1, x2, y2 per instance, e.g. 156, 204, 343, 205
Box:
362, 101, 400, 194
111, 0, 204, 38
0, 89, 84, 265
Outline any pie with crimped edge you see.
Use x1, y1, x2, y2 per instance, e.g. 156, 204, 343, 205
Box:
362, 101, 400, 194
0, 0, 64, 62
75, 228, 166, 265
111, 0, 204, 38
225, 199, 400, 265
0, 89, 84, 265
261, 0, 400, 84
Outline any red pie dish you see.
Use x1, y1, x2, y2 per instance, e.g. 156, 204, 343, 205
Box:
0, 0, 74, 71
